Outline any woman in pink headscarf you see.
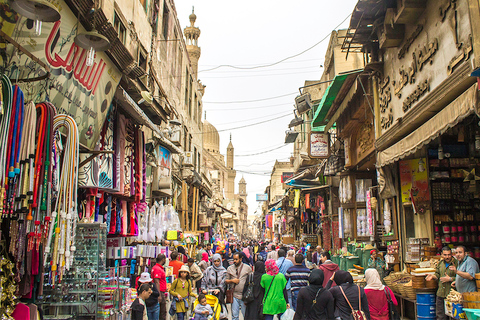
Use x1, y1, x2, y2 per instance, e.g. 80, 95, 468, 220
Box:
198, 252, 210, 272
243, 248, 253, 266
261, 260, 289, 320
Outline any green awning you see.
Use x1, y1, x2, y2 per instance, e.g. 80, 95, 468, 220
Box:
311, 70, 363, 131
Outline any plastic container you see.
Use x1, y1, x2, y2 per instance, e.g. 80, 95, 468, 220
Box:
417, 293, 436, 319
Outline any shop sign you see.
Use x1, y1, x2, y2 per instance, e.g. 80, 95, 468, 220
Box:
344, 137, 351, 167
380, 0, 473, 134
256, 194, 268, 201
158, 146, 172, 178
366, 190, 373, 236
281, 172, 293, 183
0, 1, 121, 149
399, 158, 430, 207
309, 132, 329, 158
338, 207, 344, 238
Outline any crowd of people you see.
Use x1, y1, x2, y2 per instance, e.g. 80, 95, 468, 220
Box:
129, 241, 480, 320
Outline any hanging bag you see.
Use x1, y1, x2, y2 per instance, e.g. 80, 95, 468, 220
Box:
384, 287, 400, 320
339, 285, 367, 320
226, 263, 243, 304
242, 272, 255, 304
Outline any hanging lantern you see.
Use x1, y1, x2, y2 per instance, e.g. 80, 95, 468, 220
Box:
74, 30, 110, 67
11, 0, 60, 36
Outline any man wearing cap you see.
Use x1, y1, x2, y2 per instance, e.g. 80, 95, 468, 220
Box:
152, 254, 167, 320
138, 272, 160, 320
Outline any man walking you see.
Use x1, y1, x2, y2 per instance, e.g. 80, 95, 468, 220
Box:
195, 244, 206, 263
312, 246, 322, 265
151, 254, 167, 320
277, 249, 294, 305
267, 244, 278, 261
318, 251, 339, 287
226, 252, 252, 320
426, 247, 458, 320
285, 254, 311, 310
187, 258, 204, 292
450, 245, 480, 293
169, 251, 184, 277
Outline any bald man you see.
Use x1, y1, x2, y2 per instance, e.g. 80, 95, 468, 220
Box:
312, 246, 322, 265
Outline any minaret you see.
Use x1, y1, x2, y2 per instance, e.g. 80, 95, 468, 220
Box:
226, 134, 236, 200
239, 176, 247, 201
184, 7, 201, 77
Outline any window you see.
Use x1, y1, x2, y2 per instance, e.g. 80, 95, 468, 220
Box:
188, 76, 193, 117
194, 147, 197, 169
138, 46, 147, 71
185, 67, 190, 111
183, 127, 188, 151
188, 134, 192, 152
193, 94, 197, 122
162, 2, 169, 39
114, 12, 126, 45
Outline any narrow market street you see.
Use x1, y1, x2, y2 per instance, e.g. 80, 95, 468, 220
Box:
1, 0, 480, 320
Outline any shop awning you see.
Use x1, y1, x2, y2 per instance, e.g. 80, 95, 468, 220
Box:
115, 88, 183, 154
311, 70, 364, 131
285, 159, 327, 186
378, 83, 478, 167
301, 184, 331, 192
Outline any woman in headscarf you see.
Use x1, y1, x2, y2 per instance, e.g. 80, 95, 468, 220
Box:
243, 248, 253, 266
293, 269, 334, 320
244, 261, 266, 320
177, 246, 189, 263
261, 259, 289, 320
364, 269, 397, 320
198, 252, 210, 273
201, 254, 228, 320
367, 249, 386, 283
287, 250, 296, 264
329, 271, 371, 320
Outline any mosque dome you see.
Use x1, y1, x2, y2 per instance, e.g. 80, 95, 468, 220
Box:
203, 120, 220, 153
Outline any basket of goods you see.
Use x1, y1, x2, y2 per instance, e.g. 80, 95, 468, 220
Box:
412, 275, 426, 289
463, 292, 480, 309
398, 275, 413, 296
404, 280, 416, 300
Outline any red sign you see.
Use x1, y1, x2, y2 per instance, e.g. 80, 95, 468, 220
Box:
281, 172, 294, 183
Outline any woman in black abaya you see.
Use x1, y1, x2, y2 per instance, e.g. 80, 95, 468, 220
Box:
244, 261, 266, 320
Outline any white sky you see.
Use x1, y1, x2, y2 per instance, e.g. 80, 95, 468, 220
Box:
175, 1, 358, 216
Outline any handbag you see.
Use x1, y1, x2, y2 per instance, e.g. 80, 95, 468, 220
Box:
242, 273, 255, 303
260, 274, 276, 311
226, 264, 243, 304
339, 285, 367, 320
384, 287, 400, 320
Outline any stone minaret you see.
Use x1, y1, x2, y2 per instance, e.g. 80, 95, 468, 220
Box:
184, 7, 201, 78
226, 134, 236, 199
239, 176, 247, 201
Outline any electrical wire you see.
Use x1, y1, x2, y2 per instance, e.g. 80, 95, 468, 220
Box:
201, 70, 321, 79
236, 144, 290, 157
200, 58, 323, 67
197, 113, 291, 134
206, 102, 292, 111
198, 13, 352, 72
204, 92, 298, 104
214, 111, 292, 127
203, 65, 322, 74
235, 158, 291, 167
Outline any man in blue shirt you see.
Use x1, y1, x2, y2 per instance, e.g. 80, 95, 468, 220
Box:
276, 249, 294, 306
450, 245, 479, 293
285, 254, 311, 310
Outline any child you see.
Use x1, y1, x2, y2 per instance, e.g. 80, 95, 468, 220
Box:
169, 265, 198, 320
131, 283, 152, 320
194, 294, 213, 320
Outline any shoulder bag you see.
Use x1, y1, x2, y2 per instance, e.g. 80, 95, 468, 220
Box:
384, 287, 400, 320
242, 272, 255, 304
226, 263, 244, 304
260, 275, 276, 311
339, 285, 367, 320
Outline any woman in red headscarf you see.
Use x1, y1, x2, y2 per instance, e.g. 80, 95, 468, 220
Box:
198, 252, 210, 273
367, 249, 386, 282
260, 260, 290, 320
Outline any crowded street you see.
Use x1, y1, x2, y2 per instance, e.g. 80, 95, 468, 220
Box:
1, 0, 480, 320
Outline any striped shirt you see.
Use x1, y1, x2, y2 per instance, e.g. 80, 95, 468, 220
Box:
285, 265, 311, 291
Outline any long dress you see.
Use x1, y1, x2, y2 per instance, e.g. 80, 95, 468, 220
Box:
244, 271, 265, 320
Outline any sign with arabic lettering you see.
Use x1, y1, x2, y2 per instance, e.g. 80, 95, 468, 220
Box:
0, 0, 121, 149
309, 132, 329, 158
380, 0, 473, 134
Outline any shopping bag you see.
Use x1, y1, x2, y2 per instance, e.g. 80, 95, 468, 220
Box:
281, 308, 295, 320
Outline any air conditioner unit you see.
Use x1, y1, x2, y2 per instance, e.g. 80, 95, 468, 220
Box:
183, 151, 194, 167
170, 129, 181, 146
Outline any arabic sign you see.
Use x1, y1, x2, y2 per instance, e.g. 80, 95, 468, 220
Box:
399, 158, 430, 204
281, 172, 293, 183
256, 194, 268, 201
309, 132, 329, 158
0, 0, 121, 149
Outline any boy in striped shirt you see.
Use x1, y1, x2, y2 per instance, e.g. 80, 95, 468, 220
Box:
285, 254, 311, 311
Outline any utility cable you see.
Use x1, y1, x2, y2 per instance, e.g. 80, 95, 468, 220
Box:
204, 92, 297, 104
201, 70, 321, 79
214, 111, 292, 127
198, 13, 352, 72
236, 144, 290, 157
206, 102, 292, 111
197, 113, 291, 134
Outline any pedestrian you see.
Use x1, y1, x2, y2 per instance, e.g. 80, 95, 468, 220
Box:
131, 283, 153, 320
319, 251, 339, 288
151, 254, 167, 320
287, 250, 296, 264
178, 246, 189, 263
195, 244, 206, 263
261, 259, 289, 320
169, 265, 197, 320
169, 251, 184, 277
426, 246, 458, 320
267, 245, 278, 261
312, 246, 323, 265
206, 244, 213, 257
223, 249, 234, 270
286, 253, 311, 310
201, 253, 228, 319
193, 293, 213, 320
198, 252, 210, 273
306, 246, 314, 263
243, 247, 253, 266
367, 249, 386, 281
187, 258, 204, 293
329, 270, 371, 320
257, 245, 267, 262
226, 252, 252, 320
364, 268, 397, 320
244, 261, 266, 320
277, 249, 294, 306
137, 272, 160, 320
450, 245, 480, 293
293, 269, 334, 320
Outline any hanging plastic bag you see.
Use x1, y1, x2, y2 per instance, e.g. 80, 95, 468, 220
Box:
281, 308, 295, 320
